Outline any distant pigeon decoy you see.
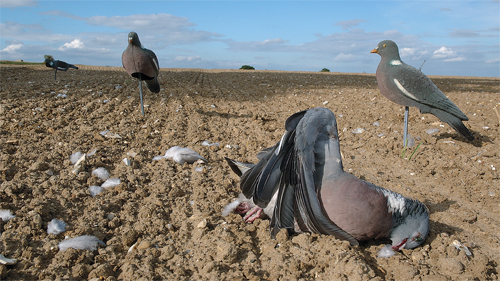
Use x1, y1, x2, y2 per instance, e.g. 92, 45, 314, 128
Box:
371, 40, 474, 143
224, 107, 430, 252
122, 31, 160, 116
44, 58, 78, 80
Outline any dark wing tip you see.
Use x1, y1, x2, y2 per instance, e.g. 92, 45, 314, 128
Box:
224, 157, 243, 177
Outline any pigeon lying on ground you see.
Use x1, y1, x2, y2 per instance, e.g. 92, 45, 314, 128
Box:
122, 31, 160, 116
224, 107, 429, 252
371, 40, 474, 143
44, 58, 78, 80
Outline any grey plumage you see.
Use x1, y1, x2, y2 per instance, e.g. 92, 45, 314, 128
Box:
122, 31, 160, 116
44, 58, 78, 80
225, 107, 429, 251
371, 40, 474, 141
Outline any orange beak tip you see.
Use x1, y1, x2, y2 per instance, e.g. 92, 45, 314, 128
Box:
371, 49, 378, 53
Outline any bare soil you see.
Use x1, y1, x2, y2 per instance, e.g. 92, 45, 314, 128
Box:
0, 64, 499, 280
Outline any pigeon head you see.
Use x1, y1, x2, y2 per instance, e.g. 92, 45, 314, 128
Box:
389, 199, 430, 251
371, 40, 401, 61
128, 31, 142, 46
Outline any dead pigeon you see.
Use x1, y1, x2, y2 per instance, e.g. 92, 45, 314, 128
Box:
44, 58, 78, 80
224, 107, 429, 252
371, 40, 474, 143
122, 31, 160, 116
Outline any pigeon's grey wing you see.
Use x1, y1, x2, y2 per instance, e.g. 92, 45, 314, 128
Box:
240, 132, 293, 208
143, 48, 160, 74
272, 108, 358, 245
225, 157, 255, 177
394, 64, 469, 120
240, 109, 308, 208
256, 146, 275, 161
55, 60, 70, 71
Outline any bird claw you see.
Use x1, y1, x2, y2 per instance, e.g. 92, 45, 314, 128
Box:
242, 206, 263, 223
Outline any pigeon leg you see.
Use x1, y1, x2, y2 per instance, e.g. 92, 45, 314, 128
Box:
235, 202, 252, 214
242, 206, 263, 223
403, 106, 409, 147
139, 80, 145, 116
54, 69, 57, 80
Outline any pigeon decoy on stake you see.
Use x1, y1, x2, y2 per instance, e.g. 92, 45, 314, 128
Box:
371, 40, 474, 144
224, 107, 430, 254
44, 58, 78, 80
122, 31, 160, 116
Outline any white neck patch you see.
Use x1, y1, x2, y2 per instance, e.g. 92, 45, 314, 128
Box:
393, 79, 418, 100
390, 60, 402, 66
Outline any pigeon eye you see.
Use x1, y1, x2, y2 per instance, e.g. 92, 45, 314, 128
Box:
383, 44, 387, 48
414, 236, 422, 242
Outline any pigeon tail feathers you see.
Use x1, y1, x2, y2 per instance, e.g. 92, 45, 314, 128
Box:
146, 76, 160, 93
429, 108, 474, 141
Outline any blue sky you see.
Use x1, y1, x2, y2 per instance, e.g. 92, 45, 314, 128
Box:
1, 0, 499, 77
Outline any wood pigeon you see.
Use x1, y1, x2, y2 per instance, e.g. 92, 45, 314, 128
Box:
371, 40, 474, 142
224, 107, 430, 252
44, 58, 78, 80
122, 31, 160, 116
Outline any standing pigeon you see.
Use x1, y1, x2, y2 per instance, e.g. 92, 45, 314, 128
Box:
371, 40, 474, 143
224, 107, 429, 252
44, 58, 78, 80
122, 31, 160, 116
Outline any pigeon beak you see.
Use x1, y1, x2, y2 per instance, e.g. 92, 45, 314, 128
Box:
391, 238, 408, 251
129, 38, 133, 43
371, 48, 379, 54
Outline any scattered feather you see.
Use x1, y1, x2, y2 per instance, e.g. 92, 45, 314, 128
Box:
202, 140, 219, 147
100, 130, 110, 136
352, 128, 365, 134
378, 245, 397, 258
101, 178, 121, 188
89, 185, 103, 197
373, 121, 380, 127
92, 167, 110, 181
453, 240, 472, 256
0, 210, 15, 221
72, 153, 86, 174
87, 148, 97, 156
70, 151, 83, 164
47, 219, 67, 235
103, 132, 122, 139
194, 167, 204, 173
0, 254, 17, 265
123, 158, 131, 166
426, 128, 439, 134
162, 146, 207, 164
58, 235, 105, 251
152, 155, 165, 161
128, 241, 138, 253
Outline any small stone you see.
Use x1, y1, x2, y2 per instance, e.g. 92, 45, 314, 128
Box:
137, 240, 151, 250
197, 218, 207, 229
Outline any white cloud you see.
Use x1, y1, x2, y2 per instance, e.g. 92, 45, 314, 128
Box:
485, 58, 500, 64
432, 46, 465, 61
174, 56, 201, 62
334, 19, 366, 30
59, 39, 84, 51
1, 43, 24, 53
0, 0, 37, 8
334, 53, 356, 62
400, 47, 417, 56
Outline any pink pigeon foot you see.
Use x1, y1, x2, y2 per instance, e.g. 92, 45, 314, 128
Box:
242, 206, 263, 223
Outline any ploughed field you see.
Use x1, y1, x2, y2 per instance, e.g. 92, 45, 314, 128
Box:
0, 64, 499, 280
